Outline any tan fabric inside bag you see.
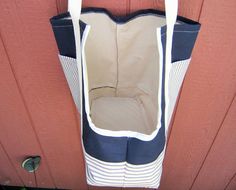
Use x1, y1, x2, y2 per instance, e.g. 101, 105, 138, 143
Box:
80, 13, 166, 135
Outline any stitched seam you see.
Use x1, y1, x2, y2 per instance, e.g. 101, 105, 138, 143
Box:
53, 25, 73, 27
54, 25, 199, 35
161, 30, 199, 36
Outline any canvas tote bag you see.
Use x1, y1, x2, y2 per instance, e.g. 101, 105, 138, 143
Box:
50, 0, 200, 188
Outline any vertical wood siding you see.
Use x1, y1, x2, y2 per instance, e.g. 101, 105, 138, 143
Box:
0, 1, 87, 189
159, 0, 236, 189
0, 144, 22, 186
0, 1, 235, 190
191, 95, 236, 190
0, 35, 54, 188
225, 174, 236, 190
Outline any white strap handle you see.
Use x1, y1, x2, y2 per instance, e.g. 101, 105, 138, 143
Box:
165, 0, 178, 67
164, 0, 178, 131
68, 0, 83, 114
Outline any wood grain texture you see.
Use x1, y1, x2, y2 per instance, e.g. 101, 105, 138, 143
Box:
225, 174, 236, 190
191, 95, 236, 190
178, 0, 204, 20
56, 0, 128, 15
159, 0, 236, 189
130, 0, 204, 21
83, 0, 128, 15
130, 0, 164, 12
0, 1, 87, 189
0, 143, 22, 186
0, 36, 54, 188
56, 0, 67, 14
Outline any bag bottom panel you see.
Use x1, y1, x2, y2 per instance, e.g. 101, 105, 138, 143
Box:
90, 96, 154, 134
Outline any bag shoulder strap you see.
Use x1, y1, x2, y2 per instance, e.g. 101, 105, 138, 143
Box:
68, 0, 82, 114
164, 0, 178, 130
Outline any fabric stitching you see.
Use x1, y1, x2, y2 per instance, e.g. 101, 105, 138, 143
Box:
53, 25, 199, 36
53, 25, 73, 27
161, 30, 199, 36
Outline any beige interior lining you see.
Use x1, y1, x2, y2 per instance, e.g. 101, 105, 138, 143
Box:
80, 13, 166, 135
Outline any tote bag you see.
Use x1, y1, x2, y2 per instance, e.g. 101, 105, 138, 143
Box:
50, 0, 200, 188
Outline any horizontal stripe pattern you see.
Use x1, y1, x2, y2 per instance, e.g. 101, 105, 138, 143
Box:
58, 54, 191, 188
59, 55, 81, 112
167, 58, 191, 127
85, 150, 165, 188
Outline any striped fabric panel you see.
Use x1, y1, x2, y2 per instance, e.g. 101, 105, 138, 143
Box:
58, 55, 190, 188
167, 58, 191, 128
59, 55, 81, 112
85, 150, 165, 188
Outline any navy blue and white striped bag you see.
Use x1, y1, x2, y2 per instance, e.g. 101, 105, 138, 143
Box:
50, 0, 200, 188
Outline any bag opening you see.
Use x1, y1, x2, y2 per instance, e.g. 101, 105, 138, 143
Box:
81, 12, 166, 135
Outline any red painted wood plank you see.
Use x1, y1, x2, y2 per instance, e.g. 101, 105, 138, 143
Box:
0, 1, 87, 189
0, 36, 54, 188
178, 0, 204, 21
56, 0, 128, 15
191, 96, 236, 190
83, 0, 128, 15
56, 0, 67, 13
0, 143, 22, 186
130, 0, 203, 21
225, 174, 236, 190
130, 0, 163, 12
159, 0, 236, 189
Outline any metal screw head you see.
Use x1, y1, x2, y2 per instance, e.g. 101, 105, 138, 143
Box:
21, 156, 41, 172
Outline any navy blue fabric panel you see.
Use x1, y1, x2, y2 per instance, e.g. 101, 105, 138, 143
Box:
51, 24, 76, 58
82, 101, 128, 162
172, 30, 199, 61
161, 24, 200, 62
50, 13, 86, 58
83, 118, 128, 162
127, 126, 165, 164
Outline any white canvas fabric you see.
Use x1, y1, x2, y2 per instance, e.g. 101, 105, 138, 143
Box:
81, 13, 163, 135
59, 55, 191, 134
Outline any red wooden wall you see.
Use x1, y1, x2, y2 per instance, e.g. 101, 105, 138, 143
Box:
0, 0, 235, 190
